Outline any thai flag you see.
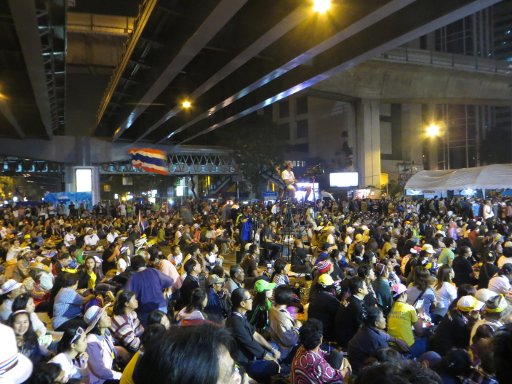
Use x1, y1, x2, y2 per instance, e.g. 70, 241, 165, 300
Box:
129, 148, 169, 175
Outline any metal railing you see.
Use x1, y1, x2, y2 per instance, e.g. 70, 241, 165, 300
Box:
377, 47, 511, 75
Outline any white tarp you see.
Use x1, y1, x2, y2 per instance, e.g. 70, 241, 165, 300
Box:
404, 164, 512, 191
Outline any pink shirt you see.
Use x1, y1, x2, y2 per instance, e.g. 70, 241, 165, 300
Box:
159, 259, 181, 290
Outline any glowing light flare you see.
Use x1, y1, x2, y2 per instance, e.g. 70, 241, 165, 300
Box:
181, 100, 192, 109
426, 123, 441, 138
313, 0, 331, 14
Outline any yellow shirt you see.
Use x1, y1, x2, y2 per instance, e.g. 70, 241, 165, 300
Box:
120, 350, 140, 384
387, 301, 418, 346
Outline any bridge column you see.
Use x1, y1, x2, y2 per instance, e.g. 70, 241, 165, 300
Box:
356, 99, 381, 187
64, 165, 101, 206
401, 104, 424, 167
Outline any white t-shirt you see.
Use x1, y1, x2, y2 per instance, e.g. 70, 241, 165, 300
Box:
281, 169, 295, 185
49, 352, 87, 380
488, 275, 512, 295
434, 282, 457, 314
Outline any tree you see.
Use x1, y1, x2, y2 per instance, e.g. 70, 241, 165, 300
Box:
0, 176, 15, 200
217, 113, 289, 197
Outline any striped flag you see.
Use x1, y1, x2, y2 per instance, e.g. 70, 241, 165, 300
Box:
129, 148, 169, 175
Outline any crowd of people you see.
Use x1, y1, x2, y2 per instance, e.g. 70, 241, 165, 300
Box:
0, 195, 512, 384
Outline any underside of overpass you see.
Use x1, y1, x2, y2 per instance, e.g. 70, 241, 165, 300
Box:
0, 0, 510, 168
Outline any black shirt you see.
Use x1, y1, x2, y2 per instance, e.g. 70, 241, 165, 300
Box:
308, 290, 340, 342
335, 295, 366, 348
226, 312, 266, 364
452, 256, 475, 286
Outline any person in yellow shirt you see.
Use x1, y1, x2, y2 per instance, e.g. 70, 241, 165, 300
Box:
387, 283, 426, 358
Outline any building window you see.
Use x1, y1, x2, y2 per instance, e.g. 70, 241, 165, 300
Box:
296, 96, 308, 114
278, 123, 290, 140
296, 120, 308, 138
279, 100, 289, 118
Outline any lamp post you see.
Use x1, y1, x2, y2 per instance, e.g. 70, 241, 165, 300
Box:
425, 122, 447, 170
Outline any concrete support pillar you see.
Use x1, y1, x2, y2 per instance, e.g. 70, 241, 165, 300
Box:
64, 166, 101, 206
401, 104, 424, 167
356, 99, 381, 187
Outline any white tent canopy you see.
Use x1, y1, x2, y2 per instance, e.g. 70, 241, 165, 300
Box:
404, 164, 512, 191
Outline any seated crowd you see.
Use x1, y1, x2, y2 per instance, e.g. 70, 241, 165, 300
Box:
0, 196, 512, 384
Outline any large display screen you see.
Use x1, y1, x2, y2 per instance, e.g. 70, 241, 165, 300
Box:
329, 172, 359, 187
75, 168, 92, 192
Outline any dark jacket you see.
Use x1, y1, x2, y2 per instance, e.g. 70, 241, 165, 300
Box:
226, 312, 266, 365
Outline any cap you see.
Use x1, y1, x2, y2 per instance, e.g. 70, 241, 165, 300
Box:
84, 304, 111, 334
318, 274, 334, 286
422, 244, 435, 254
475, 288, 498, 303
317, 261, 332, 274
207, 274, 226, 286
504, 241, 512, 248
355, 233, 363, 242
254, 279, 276, 293
485, 294, 508, 313
0, 324, 33, 383
457, 295, 484, 312
391, 283, 407, 297
1, 279, 23, 295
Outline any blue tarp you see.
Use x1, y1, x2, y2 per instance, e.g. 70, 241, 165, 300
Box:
43, 192, 92, 208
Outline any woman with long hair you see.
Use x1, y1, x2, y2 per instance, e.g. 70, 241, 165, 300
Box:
406, 266, 437, 319
432, 264, 457, 322
111, 290, 144, 353
84, 305, 122, 383
8, 310, 42, 365
176, 287, 208, 326
12, 293, 47, 337
48, 326, 89, 381
77, 255, 99, 291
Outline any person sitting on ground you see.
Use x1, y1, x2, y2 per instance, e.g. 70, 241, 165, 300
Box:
204, 274, 231, 324
176, 287, 209, 326
429, 295, 484, 356
291, 318, 351, 384
48, 326, 89, 382
308, 274, 340, 343
133, 323, 247, 384
248, 279, 275, 335
0, 279, 25, 322
488, 263, 512, 297
84, 305, 123, 384
52, 273, 94, 331
8, 310, 43, 366
226, 264, 245, 293
110, 290, 144, 354
226, 288, 280, 383
387, 283, 426, 358
347, 306, 409, 374
12, 293, 46, 337
335, 277, 369, 349
269, 285, 301, 361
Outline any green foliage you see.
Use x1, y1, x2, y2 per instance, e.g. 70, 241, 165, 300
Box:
218, 114, 288, 196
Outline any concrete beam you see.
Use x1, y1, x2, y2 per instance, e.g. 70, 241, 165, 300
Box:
0, 136, 230, 164
312, 59, 512, 106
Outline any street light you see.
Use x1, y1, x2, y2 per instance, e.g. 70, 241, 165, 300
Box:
313, 0, 331, 13
426, 123, 440, 138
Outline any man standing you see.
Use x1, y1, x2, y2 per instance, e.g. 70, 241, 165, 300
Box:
126, 255, 173, 326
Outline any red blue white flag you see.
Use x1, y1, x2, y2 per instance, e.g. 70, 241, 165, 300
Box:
129, 148, 169, 175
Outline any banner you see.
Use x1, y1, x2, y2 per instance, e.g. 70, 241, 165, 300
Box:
129, 148, 169, 175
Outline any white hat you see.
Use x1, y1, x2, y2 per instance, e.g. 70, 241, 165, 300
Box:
422, 244, 435, 254
457, 295, 484, 312
0, 324, 33, 383
84, 304, 111, 334
0, 280, 22, 295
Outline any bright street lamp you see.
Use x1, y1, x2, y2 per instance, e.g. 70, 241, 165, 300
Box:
426, 123, 440, 138
313, 0, 331, 14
